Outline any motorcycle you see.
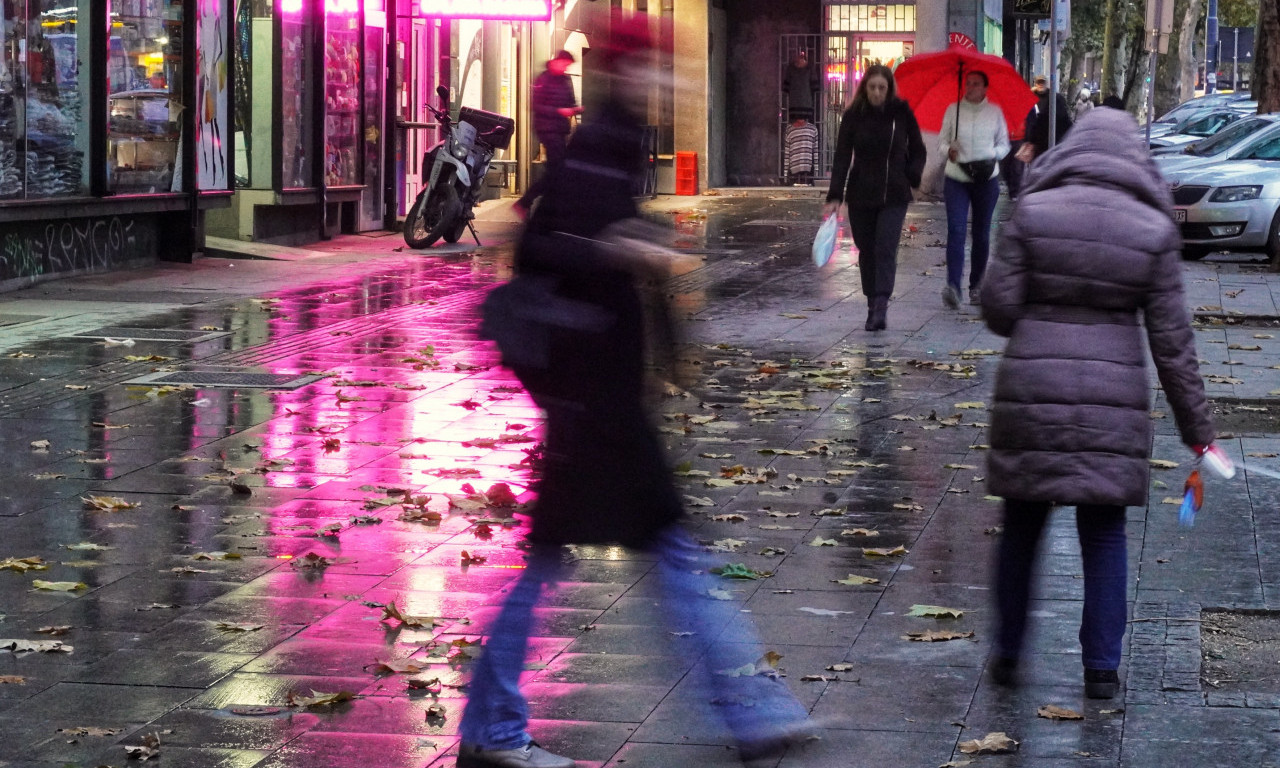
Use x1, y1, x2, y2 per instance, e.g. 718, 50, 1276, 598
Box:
404, 85, 515, 249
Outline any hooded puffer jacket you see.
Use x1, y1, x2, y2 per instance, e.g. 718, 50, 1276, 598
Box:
980, 108, 1215, 507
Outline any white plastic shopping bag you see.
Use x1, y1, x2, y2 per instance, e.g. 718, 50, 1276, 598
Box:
812, 214, 839, 267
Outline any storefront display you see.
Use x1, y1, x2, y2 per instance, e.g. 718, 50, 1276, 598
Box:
0, 0, 89, 199
324, 4, 360, 187
280, 0, 314, 188
107, 0, 184, 193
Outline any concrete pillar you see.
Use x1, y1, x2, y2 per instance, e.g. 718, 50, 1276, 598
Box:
674, 0, 710, 192
916, 0, 951, 195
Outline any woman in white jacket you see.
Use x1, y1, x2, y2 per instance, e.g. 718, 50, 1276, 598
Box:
940, 71, 1010, 308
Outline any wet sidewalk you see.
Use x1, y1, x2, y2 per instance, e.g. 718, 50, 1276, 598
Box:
0, 192, 1278, 767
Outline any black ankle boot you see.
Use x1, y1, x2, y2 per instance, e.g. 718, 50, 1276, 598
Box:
864, 301, 877, 331
871, 296, 889, 331
989, 656, 1018, 687
1084, 668, 1119, 699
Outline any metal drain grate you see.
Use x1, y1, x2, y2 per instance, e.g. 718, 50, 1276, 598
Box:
73, 327, 228, 343
123, 371, 325, 389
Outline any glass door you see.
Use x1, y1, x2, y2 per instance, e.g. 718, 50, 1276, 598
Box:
358, 7, 384, 229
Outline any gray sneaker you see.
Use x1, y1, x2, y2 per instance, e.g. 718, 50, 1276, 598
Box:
458, 742, 576, 768
969, 287, 981, 305
942, 284, 960, 309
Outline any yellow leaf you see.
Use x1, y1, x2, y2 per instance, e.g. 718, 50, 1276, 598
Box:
954, 402, 986, 410
1037, 704, 1084, 720
191, 551, 242, 561
0, 556, 48, 572
1149, 459, 1179, 469
903, 630, 974, 642
81, 495, 140, 512
286, 689, 356, 708
31, 580, 87, 591
907, 604, 966, 619
808, 536, 838, 547
832, 574, 880, 585
840, 528, 879, 537
862, 546, 908, 557
958, 732, 1019, 755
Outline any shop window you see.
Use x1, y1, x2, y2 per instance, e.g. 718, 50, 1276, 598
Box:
325, 0, 360, 187
107, 0, 183, 193
279, 0, 314, 188
0, 0, 90, 199
826, 4, 916, 34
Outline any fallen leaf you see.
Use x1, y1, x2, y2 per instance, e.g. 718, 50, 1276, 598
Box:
684, 495, 716, 507
958, 732, 1019, 755
81, 495, 140, 512
0, 675, 26, 684
907, 604, 966, 619
808, 536, 838, 547
1038, 704, 1084, 720
716, 650, 784, 678
380, 601, 441, 629
1228, 343, 1262, 351
711, 513, 748, 522
29, 439, 50, 450
368, 659, 426, 675
0, 556, 48, 572
122, 731, 161, 760
286, 689, 356, 708
709, 538, 746, 551
215, 622, 264, 632
904, 630, 974, 642
31, 580, 87, 592
426, 703, 448, 722
293, 552, 332, 569
826, 663, 855, 672
798, 607, 856, 617
0, 638, 72, 653
35, 625, 72, 636
57, 725, 120, 737
954, 402, 985, 410
460, 550, 487, 566
1149, 459, 1179, 469
840, 528, 879, 537
862, 546, 908, 557
191, 551, 241, 561
832, 574, 880, 585
171, 566, 214, 574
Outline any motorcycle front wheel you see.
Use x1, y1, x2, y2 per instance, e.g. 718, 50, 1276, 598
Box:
403, 185, 462, 248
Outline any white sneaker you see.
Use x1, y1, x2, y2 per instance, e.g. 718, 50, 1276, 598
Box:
457, 742, 576, 768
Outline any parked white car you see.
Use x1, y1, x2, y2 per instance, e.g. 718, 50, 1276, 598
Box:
1166, 130, 1280, 259
1154, 115, 1280, 175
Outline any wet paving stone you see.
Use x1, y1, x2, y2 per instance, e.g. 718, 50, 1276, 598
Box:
1, 197, 1279, 765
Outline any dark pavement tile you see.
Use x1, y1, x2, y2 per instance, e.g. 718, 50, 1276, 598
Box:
68, 649, 254, 687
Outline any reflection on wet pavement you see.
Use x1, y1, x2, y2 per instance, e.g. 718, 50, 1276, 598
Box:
0, 192, 1265, 766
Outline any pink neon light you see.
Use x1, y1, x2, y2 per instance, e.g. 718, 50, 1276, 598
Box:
418, 0, 551, 20
280, 0, 302, 13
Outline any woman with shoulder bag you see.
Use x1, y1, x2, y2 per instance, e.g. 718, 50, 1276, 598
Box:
940, 70, 1010, 309
823, 64, 926, 331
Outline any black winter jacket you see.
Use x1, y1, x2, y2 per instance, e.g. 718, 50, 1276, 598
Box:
826, 98, 926, 209
531, 69, 578, 138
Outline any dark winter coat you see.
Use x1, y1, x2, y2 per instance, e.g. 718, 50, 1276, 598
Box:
511, 99, 683, 548
980, 108, 1215, 507
1025, 92, 1072, 156
531, 68, 578, 138
826, 98, 926, 210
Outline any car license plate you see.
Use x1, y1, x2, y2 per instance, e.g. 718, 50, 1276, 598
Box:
1174, 209, 1187, 222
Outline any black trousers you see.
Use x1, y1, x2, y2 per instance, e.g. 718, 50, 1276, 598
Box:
517, 132, 569, 209
846, 204, 908, 299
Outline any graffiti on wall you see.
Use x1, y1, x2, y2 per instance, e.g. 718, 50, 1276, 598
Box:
0, 215, 157, 284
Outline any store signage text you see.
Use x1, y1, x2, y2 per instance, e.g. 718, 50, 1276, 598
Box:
418, 0, 552, 19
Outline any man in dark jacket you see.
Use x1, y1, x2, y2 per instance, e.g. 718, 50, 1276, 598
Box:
515, 50, 582, 216
1022, 75, 1072, 160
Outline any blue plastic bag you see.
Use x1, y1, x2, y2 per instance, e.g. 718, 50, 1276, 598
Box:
812, 214, 839, 267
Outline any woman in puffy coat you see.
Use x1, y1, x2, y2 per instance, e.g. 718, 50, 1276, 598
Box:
823, 63, 926, 331
979, 107, 1217, 699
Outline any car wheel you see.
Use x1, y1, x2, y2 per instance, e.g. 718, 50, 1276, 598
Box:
1181, 246, 1210, 261
1268, 207, 1280, 266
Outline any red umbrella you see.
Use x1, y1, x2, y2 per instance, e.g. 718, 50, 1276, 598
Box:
894, 44, 1038, 140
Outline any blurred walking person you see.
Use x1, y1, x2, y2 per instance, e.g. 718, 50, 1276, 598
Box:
824, 64, 926, 331
514, 50, 582, 219
464, 14, 816, 768
941, 70, 1010, 308
979, 108, 1217, 700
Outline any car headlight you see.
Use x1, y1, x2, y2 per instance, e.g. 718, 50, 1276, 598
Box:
1210, 185, 1263, 202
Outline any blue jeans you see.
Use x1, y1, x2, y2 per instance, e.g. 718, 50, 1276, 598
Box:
995, 500, 1128, 670
460, 525, 810, 749
944, 175, 1000, 293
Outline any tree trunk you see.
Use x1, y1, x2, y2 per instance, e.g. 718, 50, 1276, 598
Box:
1121, 20, 1149, 108
1102, 0, 1119, 96
1154, 0, 1191, 117
1257, 0, 1280, 113
1179, 0, 1205, 103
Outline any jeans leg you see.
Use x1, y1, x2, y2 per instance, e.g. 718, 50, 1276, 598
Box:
459, 545, 566, 749
1076, 505, 1128, 671
943, 177, 971, 291
652, 525, 809, 739
969, 177, 1001, 289
846, 207, 878, 299
995, 499, 1052, 660
872, 204, 908, 298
